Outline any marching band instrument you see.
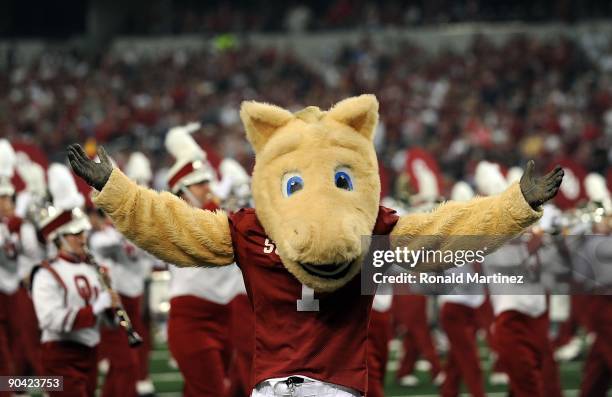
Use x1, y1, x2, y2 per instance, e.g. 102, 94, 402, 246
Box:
85, 248, 143, 348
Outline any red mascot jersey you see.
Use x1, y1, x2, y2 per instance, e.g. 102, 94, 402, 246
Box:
228, 206, 399, 393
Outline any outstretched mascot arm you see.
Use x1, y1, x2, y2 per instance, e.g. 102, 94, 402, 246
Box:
391, 182, 538, 237
67, 145, 233, 268
95, 169, 233, 267
390, 159, 563, 272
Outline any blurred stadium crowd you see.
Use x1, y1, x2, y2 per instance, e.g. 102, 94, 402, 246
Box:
1, 3, 612, 394
2, 32, 611, 197
95, 0, 612, 34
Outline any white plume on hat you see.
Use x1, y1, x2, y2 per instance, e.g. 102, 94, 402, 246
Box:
584, 172, 612, 214
475, 161, 507, 196
0, 139, 16, 179
451, 181, 474, 202
37, 164, 91, 241
219, 158, 249, 187
412, 159, 439, 203
212, 158, 251, 201
16, 152, 46, 197
506, 166, 523, 185
0, 139, 16, 196
48, 163, 84, 211
165, 122, 205, 161
164, 122, 215, 194
125, 152, 152, 184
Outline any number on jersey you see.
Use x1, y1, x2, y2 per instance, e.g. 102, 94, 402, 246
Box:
263, 238, 279, 255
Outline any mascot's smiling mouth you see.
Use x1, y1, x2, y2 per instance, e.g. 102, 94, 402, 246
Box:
300, 261, 354, 279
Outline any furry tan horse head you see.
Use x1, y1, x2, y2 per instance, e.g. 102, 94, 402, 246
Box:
240, 95, 381, 292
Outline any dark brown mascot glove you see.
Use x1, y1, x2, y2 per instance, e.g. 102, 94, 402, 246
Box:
520, 160, 564, 209
67, 144, 113, 191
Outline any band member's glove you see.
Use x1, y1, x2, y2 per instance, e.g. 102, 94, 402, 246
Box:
520, 160, 564, 209
92, 291, 113, 315
67, 144, 113, 191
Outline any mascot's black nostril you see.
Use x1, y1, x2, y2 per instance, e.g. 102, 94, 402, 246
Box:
294, 229, 299, 236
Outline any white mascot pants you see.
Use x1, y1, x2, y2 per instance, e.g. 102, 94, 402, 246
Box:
251, 376, 362, 397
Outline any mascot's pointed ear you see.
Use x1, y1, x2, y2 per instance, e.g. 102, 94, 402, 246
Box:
240, 101, 294, 153
327, 94, 379, 141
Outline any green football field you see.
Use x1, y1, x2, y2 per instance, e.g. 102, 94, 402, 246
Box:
138, 338, 588, 397
27, 333, 593, 396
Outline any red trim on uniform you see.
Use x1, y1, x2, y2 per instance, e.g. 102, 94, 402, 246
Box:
41, 263, 68, 305
61, 309, 73, 332
168, 162, 195, 191
72, 306, 96, 330
58, 251, 88, 264
41, 210, 73, 240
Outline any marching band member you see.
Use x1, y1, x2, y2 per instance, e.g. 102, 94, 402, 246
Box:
88, 207, 143, 397
577, 218, 612, 397
389, 168, 443, 387
89, 150, 157, 397
438, 181, 486, 397
473, 162, 508, 386
478, 162, 562, 397
31, 163, 120, 397
125, 151, 159, 397
164, 123, 243, 397
576, 173, 612, 397
12, 153, 48, 378
0, 140, 19, 396
215, 158, 255, 397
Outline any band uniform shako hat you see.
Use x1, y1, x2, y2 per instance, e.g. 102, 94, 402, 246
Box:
164, 122, 215, 194
37, 163, 91, 241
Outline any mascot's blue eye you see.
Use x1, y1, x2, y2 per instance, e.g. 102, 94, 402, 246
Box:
282, 173, 304, 197
287, 176, 304, 196
334, 169, 353, 191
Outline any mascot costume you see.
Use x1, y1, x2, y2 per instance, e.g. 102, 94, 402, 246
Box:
67, 95, 564, 396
